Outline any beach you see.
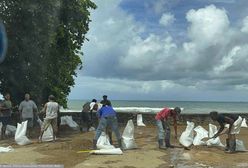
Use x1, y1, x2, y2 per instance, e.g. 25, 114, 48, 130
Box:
0, 122, 248, 168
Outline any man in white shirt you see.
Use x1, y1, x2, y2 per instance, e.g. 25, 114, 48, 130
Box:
38, 95, 59, 143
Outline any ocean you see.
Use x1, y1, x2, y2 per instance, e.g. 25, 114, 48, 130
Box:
67, 100, 248, 114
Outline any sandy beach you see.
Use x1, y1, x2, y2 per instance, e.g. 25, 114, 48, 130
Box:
0, 123, 248, 168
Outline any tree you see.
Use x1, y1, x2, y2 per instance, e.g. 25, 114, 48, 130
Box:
0, 0, 96, 107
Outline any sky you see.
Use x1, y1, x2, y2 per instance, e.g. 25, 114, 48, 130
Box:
69, 0, 248, 101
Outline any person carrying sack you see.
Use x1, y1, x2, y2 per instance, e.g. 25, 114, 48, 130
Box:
92, 104, 122, 149
209, 111, 242, 153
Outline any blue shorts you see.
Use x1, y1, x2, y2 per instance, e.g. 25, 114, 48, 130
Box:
0, 116, 10, 126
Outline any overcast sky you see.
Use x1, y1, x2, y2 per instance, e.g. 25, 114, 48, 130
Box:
69, 0, 248, 101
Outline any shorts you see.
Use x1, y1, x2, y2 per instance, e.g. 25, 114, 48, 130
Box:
41, 118, 58, 132
22, 118, 34, 128
0, 116, 10, 126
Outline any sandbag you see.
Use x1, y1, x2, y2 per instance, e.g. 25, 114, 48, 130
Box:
193, 126, 208, 146
241, 118, 248, 128
97, 132, 115, 149
6, 125, 17, 136
236, 139, 247, 152
15, 121, 32, 145
206, 124, 224, 147
88, 126, 95, 132
0, 146, 14, 153
179, 121, 195, 147
137, 114, 146, 126
60, 116, 79, 129
37, 118, 54, 142
90, 148, 123, 155
122, 120, 137, 150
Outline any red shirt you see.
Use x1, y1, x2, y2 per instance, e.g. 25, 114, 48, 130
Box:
155, 107, 175, 120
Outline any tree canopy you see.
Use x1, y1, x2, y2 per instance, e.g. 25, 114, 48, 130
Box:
0, 0, 96, 107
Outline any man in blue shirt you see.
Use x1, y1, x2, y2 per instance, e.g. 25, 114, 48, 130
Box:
93, 105, 122, 149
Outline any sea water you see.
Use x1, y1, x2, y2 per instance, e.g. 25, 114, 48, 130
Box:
67, 100, 248, 114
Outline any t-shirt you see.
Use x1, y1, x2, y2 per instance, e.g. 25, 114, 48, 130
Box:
100, 100, 112, 106
97, 106, 116, 118
0, 100, 12, 117
45, 101, 59, 119
155, 107, 174, 120
19, 100, 38, 118
216, 114, 239, 125
82, 102, 90, 112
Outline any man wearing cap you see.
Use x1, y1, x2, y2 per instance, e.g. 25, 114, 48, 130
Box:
155, 107, 181, 149
100, 95, 112, 106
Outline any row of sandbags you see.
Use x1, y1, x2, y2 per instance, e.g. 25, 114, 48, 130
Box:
179, 120, 247, 151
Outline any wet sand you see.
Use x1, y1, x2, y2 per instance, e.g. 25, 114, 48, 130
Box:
0, 124, 248, 168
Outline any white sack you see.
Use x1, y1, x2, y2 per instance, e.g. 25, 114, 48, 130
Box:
236, 139, 247, 152
137, 114, 146, 126
37, 118, 54, 142
97, 132, 115, 149
88, 126, 95, 132
0, 146, 14, 153
90, 148, 123, 155
179, 121, 195, 147
241, 118, 248, 128
122, 120, 137, 150
60, 116, 79, 129
206, 124, 224, 147
231, 116, 242, 134
193, 126, 208, 146
15, 121, 32, 145
60, 116, 67, 125
5, 125, 17, 136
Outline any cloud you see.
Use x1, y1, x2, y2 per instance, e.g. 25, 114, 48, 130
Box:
159, 13, 175, 27
74, 1, 248, 100
241, 16, 248, 33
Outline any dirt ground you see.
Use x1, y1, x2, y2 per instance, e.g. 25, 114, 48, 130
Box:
0, 124, 248, 168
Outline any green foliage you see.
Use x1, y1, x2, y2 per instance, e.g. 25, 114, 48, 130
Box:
0, 0, 96, 107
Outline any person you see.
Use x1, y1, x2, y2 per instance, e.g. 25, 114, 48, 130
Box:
209, 111, 242, 153
80, 99, 98, 132
38, 95, 59, 143
92, 104, 122, 149
155, 107, 181, 149
0, 93, 12, 139
18, 93, 38, 137
100, 95, 112, 106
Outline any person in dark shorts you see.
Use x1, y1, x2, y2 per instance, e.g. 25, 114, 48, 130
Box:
0, 93, 12, 139
210, 111, 242, 153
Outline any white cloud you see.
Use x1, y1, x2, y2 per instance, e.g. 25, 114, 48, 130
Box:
159, 13, 175, 27
73, 2, 248, 101
186, 5, 229, 47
